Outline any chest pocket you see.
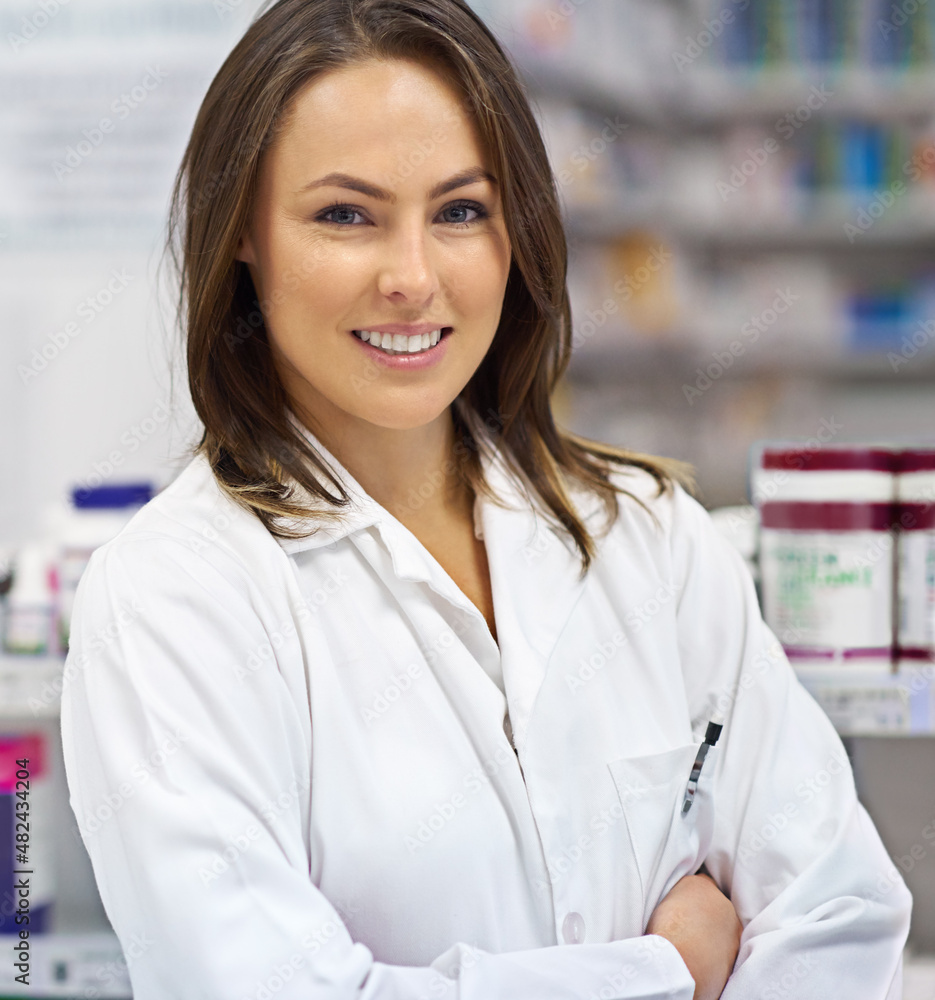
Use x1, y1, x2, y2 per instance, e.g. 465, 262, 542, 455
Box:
608, 741, 719, 931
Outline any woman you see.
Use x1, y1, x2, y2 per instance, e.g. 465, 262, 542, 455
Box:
60, 1, 911, 998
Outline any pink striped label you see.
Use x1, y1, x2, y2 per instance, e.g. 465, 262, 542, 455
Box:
761, 502, 897, 531
895, 647, 935, 662
0, 733, 47, 790
896, 503, 935, 531
895, 451, 935, 473
784, 646, 892, 660
760, 448, 895, 472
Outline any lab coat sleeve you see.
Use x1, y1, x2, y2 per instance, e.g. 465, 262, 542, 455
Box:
61, 531, 697, 1000
666, 485, 912, 999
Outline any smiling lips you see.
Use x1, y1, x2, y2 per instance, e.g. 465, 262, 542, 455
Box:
353, 328, 450, 356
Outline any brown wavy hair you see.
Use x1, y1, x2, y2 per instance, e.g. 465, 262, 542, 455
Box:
164, 0, 692, 578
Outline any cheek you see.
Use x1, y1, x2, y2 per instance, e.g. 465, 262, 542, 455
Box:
441, 240, 510, 314
264, 244, 368, 337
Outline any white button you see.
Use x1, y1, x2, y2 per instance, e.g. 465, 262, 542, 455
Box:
562, 911, 585, 944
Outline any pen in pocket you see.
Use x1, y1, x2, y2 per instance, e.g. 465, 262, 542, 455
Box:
682, 715, 723, 815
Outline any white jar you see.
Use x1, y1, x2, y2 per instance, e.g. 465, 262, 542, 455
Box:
894, 450, 935, 663
2, 544, 56, 657
57, 484, 153, 651
752, 445, 897, 666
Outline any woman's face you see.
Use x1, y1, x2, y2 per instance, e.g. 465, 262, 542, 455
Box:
237, 57, 512, 436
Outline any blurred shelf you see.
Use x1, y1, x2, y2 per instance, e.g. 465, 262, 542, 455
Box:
564, 199, 666, 239
792, 663, 935, 737
523, 62, 935, 127
675, 211, 935, 249
565, 340, 935, 382
0, 656, 64, 719
562, 198, 935, 247
681, 67, 935, 123
518, 57, 674, 130
905, 952, 935, 1000
0, 930, 129, 998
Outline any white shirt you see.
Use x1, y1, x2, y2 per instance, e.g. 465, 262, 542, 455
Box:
60, 420, 911, 1000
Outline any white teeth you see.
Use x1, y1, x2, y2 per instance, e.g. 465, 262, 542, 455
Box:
354, 329, 446, 355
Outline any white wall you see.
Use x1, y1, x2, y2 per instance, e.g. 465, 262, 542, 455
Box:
0, 0, 268, 548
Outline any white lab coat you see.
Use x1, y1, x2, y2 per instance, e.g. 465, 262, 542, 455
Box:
60, 419, 911, 1000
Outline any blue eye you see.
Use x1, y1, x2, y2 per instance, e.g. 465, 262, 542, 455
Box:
440, 200, 487, 227
314, 199, 489, 228
317, 204, 366, 226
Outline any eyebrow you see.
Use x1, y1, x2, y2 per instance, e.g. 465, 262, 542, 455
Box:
297, 167, 497, 202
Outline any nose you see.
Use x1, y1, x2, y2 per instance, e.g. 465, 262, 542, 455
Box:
376, 218, 440, 304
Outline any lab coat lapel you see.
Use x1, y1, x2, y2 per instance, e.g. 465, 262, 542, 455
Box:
478, 447, 591, 755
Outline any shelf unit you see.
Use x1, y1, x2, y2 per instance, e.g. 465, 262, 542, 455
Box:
0, 657, 64, 721
0, 655, 131, 998
682, 67, 935, 123
495, 0, 935, 512
0, 931, 130, 999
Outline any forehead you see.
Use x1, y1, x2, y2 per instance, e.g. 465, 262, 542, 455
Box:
271, 58, 492, 180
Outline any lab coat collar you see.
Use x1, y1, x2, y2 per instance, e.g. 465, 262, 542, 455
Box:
275, 410, 598, 751
274, 412, 385, 554
274, 409, 554, 558
279, 410, 599, 708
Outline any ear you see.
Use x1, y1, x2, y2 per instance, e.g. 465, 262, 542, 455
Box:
235, 230, 256, 265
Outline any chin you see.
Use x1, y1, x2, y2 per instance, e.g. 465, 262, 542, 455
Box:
359, 401, 457, 433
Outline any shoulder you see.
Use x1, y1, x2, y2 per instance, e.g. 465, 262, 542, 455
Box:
572, 460, 748, 600
78, 454, 289, 608
575, 460, 710, 547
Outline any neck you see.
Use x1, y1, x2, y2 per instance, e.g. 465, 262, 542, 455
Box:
292, 402, 471, 524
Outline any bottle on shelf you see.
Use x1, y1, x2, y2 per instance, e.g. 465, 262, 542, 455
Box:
1, 546, 56, 658
56, 484, 154, 653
